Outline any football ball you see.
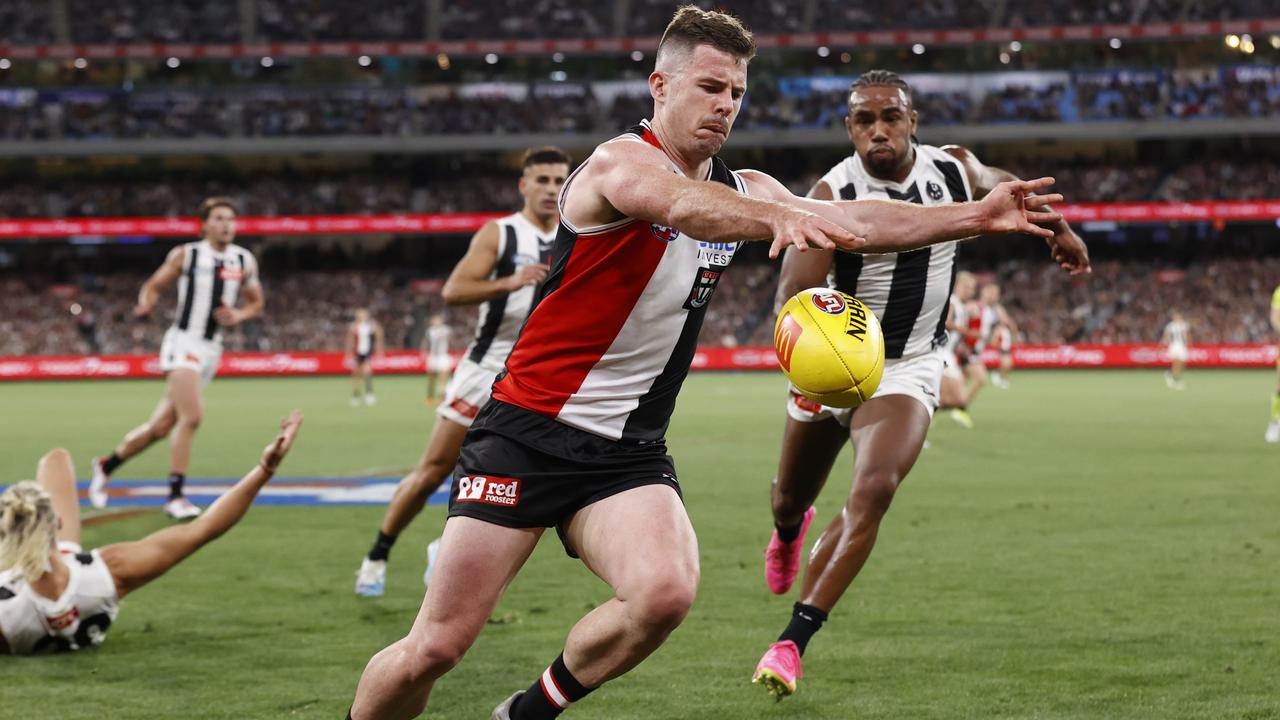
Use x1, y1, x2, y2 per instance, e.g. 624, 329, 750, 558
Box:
773, 288, 885, 408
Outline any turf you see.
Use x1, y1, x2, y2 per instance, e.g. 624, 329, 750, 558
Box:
1, 371, 1278, 719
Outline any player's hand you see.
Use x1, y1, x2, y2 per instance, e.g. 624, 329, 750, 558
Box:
768, 207, 865, 260
260, 410, 303, 475
213, 306, 241, 326
506, 263, 550, 291
1044, 224, 1091, 275
132, 301, 155, 318
978, 178, 1064, 238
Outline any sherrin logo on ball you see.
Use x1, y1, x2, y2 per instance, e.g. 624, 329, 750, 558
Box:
773, 288, 885, 409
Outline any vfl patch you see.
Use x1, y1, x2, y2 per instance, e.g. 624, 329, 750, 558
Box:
218, 266, 246, 282
683, 264, 727, 310
775, 312, 804, 372
449, 397, 480, 419
47, 607, 80, 632
455, 475, 522, 507
810, 291, 847, 315
650, 224, 681, 242
926, 181, 944, 201
790, 392, 823, 414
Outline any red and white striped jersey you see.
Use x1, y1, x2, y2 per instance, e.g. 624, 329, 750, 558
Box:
491, 120, 744, 442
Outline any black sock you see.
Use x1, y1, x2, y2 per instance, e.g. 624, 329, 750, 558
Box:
167, 472, 185, 500
367, 531, 397, 562
102, 453, 124, 475
778, 602, 828, 656
775, 520, 803, 543
511, 653, 595, 720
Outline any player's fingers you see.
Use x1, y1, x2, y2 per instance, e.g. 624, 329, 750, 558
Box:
1017, 177, 1056, 193
815, 217, 858, 246
1022, 222, 1056, 238
768, 236, 786, 259
1027, 210, 1063, 225
1024, 193, 1064, 209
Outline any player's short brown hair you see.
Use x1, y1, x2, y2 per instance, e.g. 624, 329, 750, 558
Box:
657, 5, 756, 67
198, 196, 238, 221
521, 146, 571, 169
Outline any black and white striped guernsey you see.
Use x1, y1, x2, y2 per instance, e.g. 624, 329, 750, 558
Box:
466, 212, 556, 372
172, 239, 259, 342
820, 143, 973, 359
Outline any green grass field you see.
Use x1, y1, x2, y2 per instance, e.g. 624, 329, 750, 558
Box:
1, 370, 1278, 719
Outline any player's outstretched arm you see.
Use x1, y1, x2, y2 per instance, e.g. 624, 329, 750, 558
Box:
740, 169, 1064, 255
99, 411, 303, 598
774, 181, 839, 311
587, 140, 864, 259
943, 145, 1090, 275
441, 221, 549, 305
134, 246, 186, 317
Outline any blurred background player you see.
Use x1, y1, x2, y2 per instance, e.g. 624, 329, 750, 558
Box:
1267, 285, 1280, 443
89, 198, 264, 520
939, 271, 979, 426
978, 283, 1019, 389
753, 69, 1089, 699
354, 147, 566, 597
346, 308, 385, 406
1161, 310, 1190, 390
422, 314, 451, 405
0, 412, 301, 655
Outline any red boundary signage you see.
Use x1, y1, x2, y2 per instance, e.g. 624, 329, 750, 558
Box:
1, 19, 1276, 60
1, 344, 1275, 381
0, 201, 1276, 240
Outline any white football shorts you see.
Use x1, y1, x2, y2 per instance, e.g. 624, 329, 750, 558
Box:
786, 350, 945, 427
438, 358, 500, 427
159, 327, 222, 388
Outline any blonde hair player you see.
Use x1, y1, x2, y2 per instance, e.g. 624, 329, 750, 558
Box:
345, 7, 1075, 719
1161, 309, 1190, 390
346, 308, 386, 406
354, 147, 569, 598
422, 313, 451, 405
89, 197, 264, 520
753, 69, 1087, 701
0, 412, 301, 655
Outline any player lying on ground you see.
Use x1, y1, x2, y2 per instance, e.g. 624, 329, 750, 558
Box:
89, 197, 265, 520
0, 411, 301, 655
752, 68, 1088, 699
354, 147, 567, 598
345, 8, 1078, 720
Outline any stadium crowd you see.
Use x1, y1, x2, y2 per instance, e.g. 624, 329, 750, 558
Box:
2, 155, 1276, 220
2, 69, 1276, 144
4, 256, 1278, 358
0, 0, 1271, 45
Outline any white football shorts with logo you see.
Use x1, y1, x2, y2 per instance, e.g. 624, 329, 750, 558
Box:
438, 358, 500, 427
159, 327, 222, 388
0, 542, 120, 654
1168, 343, 1188, 362
427, 354, 453, 374
786, 350, 945, 427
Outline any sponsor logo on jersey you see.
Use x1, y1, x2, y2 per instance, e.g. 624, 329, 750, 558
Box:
926, 181, 944, 201
455, 475, 521, 507
845, 299, 869, 341
47, 606, 80, 632
650, 224, 681, 242
218, 266, 246, 282
696, 241, 735, 266
790, 391, 823, 414
683, 264, 727, 310
811, 291, 847, 315
775, 312, 804, 372
449, 397, 480, 419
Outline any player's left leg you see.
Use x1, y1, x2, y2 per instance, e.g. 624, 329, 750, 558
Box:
163, 368, 205, 519
766, 413, 848, 594
36, 448, 81, 547
98, 412, 301, 598
90, 395, 178, 508
351, 363, 363, 405
754, 394, 930, 699
362, 361, 376, 405
497, 484, 698, 718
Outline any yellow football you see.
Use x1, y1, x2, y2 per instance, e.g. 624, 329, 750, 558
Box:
773, 288, 885, 408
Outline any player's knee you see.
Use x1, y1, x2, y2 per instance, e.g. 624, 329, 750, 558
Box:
631, 571, 698, 632
40, 447, 73, 466
405, 634, 469, 681
150, 416, 177, 439
771, 477, 807, 517
850, 469, 900, 519
176, 409, 203, 431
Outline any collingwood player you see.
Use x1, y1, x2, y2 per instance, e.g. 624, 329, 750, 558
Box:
753, 70, 1091, 699
347, 308, 385, 406
1161, 309, 1190, 390
89, 198, 263, 520
354, 148, 567, 597
422, 313, 451, 404
0, 413, 300, 655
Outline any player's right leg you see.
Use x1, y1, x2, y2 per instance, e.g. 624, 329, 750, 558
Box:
351, 364, 363, 406
90, 394, 178, 509
98, 412, 301, 598
348, 517, 542, 720
939, 359, 974, 428
362, 362, 376, 405
356, 416, 468, 597
162, 368, 204, 519
765, 397, 848, 594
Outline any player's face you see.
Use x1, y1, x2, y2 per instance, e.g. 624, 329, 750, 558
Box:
519, 162, 569, 219
652, 44, 746, 158
202, 206, 237, 246
845, 86, 918, 179
981, 285, 1000, 304
955, 275, 976, 300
